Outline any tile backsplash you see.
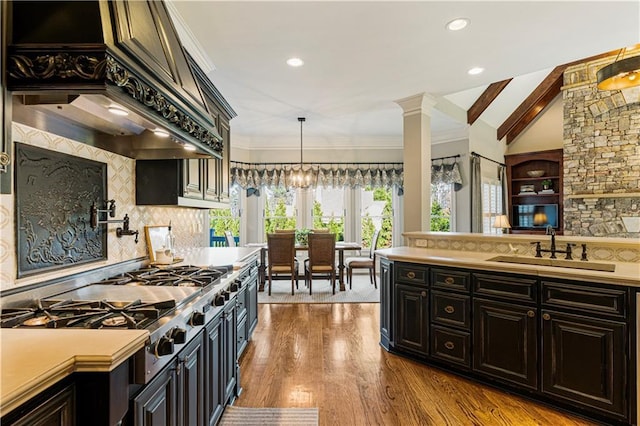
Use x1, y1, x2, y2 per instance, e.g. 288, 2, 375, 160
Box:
0, 123, 208, 291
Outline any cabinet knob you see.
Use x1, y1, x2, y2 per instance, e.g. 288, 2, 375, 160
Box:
407, 271, 416, 279
444, 305, 455, 314
542, 313, 551, 321
444, 341, 455, 350
444, 277, 454, 285
527, 310, 535, 318
421, 291, 427, 297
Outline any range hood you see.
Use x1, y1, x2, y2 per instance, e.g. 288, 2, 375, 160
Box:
5, 0, 224, 159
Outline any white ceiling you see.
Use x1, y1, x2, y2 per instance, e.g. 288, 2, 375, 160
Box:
169, 1, 640, 150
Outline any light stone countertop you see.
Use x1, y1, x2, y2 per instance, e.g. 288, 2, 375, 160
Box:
377, 247, 640, 287
0, 329, 148, 417
175, 246, 261, 270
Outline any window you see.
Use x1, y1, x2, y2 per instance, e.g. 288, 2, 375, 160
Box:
430, 183, 453, 232
360, 187, 393, 249
482, 178, 503, 234
263, 186, 297, 236
312, 187, 345, 239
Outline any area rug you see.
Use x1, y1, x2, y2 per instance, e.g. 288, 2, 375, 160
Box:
258, 274, 379, 304
219, 406, 319, 425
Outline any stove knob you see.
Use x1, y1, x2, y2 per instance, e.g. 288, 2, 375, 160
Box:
213, 295, 225, 306
170, 327, 187, 344
190, 311, 205, 326
235, 278, 243, 289
230, 282, 239, 292
154, 336, 174, 357
222, 290, 230, 300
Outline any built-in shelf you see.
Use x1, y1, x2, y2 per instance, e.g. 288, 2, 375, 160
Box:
512, 175, 560, 182
512, 193, 559, 198
566, 192, 640, 199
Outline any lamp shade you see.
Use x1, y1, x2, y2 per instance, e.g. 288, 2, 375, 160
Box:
492, 214, 511, 229
533, 212, 548, 226
597, 55, 640, 91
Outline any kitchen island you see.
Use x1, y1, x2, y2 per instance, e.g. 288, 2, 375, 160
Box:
377, 233, 639, 425
0, 246, 260, 426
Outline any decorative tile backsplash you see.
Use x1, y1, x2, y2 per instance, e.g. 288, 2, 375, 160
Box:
0, 123, 209, 291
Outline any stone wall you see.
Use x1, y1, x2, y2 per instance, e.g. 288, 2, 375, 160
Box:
562, 49, 640, 237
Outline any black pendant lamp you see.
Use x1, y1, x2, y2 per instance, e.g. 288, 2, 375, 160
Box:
597, 48, 640, 91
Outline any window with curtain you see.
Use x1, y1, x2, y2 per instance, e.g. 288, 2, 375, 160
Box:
263, 186, 297, 237
360, 186, 393, 249
312, 187, 345, 239
482, 178, 503, 234
210, 185, 241, 245
430, 183, 454, 231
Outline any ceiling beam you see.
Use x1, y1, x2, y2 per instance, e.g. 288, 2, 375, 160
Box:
498, 50, 621, 144
467, 79, 512, 125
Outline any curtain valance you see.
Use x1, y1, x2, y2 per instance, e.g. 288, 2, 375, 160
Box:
231, 163, 404, 190
431, 158, 463, 187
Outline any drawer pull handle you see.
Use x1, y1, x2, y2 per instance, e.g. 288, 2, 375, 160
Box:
407, 271, 416, 279
444, 341, 455, 350
543, 313, 551, 321
444, 277, 455, 285
421, 291, 427, 297
444, 305, 455, 314
527, 310, 535, 318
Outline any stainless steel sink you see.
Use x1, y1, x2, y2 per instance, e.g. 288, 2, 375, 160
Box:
487, 255, 616, 272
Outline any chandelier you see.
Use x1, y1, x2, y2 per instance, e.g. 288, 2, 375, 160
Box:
597, 47, 640, 91
291, 117, 313, 189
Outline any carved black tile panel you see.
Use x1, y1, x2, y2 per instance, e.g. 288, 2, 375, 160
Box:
15, 143, 107, 277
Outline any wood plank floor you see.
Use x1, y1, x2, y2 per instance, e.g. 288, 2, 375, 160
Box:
236, 303, 597, 426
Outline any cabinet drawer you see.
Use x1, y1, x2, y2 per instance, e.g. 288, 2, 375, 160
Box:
430, 326, 471, 368
432, 268, 470, 292
431, 291, 470, 329
395, 263, 428, 286
542, 281, 627, 317
473, 273, 537, 303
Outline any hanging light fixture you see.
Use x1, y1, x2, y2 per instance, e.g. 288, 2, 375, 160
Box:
292, 117, 312, 189
597, 47, 640, 91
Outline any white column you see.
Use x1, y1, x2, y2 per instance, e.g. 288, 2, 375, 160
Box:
395, 93, 437, 233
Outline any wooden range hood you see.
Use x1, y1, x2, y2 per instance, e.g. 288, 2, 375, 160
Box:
4, 0, 223, 159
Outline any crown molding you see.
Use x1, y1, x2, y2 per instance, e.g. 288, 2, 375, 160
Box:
165, 0, 215, 74
394, 92, 438, 116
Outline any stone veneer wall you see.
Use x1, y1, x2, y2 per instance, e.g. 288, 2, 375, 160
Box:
562, 50, 640, 238
0, 123, 209, 291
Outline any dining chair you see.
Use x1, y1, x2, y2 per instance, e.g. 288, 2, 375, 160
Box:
224, 230, 236, 247
304, 232, 336, 295
311, 229, 330, 233
266, 233, 298, 295
274, 229, 296, 233
346, 228, 381, 289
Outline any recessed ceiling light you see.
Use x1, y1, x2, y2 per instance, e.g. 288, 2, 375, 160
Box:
446, 18, 469, 31
153, 129, 170, 138
468, 67, 484, 75
183, 143, 196, 151
286, 57, 304, 67
108, 106, 129, 116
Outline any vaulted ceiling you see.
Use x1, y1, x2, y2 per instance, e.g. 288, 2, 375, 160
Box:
169, 1, 639, 150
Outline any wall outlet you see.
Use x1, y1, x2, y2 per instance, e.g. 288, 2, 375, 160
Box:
415, 239, 428, 247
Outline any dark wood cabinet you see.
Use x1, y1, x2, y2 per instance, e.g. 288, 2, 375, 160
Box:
505, 149, 563, 234
542, 310, 627, 417
394, 283, 429, 357
178, 331, 206, 426
205, 313, 225, 426
246, 267, 259, 339
473, 298, 538, 389
184, 159, 204, 200
133, 358, 179, 426
379, 258, 392, 349
223, 301, 238, 404
4, 384, 75, 426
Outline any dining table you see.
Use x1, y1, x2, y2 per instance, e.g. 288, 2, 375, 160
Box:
246, 241, 362, 292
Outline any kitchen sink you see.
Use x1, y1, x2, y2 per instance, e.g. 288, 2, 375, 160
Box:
487, 255, 616, 272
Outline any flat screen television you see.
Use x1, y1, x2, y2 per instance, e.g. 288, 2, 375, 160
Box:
512, 204, 558, 228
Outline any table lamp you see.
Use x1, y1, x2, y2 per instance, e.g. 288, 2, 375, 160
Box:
493, 214, 511, 234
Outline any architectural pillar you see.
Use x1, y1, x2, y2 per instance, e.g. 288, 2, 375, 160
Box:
395, 93, 437, 233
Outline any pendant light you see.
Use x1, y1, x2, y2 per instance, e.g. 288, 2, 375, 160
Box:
292, 117, 311, 189
597, 48, 640, 91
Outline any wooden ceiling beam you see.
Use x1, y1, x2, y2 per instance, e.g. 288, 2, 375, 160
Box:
498, 50, 621, 144
467, 79, 512, 125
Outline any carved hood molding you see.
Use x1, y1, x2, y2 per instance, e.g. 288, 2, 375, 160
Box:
6, 0, 223, 159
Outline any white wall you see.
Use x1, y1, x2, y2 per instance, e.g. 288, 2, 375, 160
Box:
506, 94, 564, 155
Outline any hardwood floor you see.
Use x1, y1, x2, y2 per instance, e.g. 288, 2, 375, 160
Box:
236, 303, 597, 426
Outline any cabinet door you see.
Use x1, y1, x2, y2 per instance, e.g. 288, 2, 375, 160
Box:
133, 359, 178, 426
183, 159, 203, 199
223, 302, 238, 403
204, 158, 220, 201
219, 122, 231, 203
247, 272, 259, 337
473, 298, 538, 389
205, 315, 224, 426
178, 332, 205, 426
394, 283, 429, 357
8, 384, 75, 426
542, 310, 627, 417
379, 258, 392, 349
